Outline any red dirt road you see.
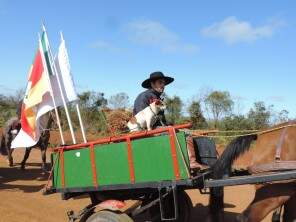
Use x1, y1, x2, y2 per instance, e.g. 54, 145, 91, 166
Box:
0, 148, 272, 222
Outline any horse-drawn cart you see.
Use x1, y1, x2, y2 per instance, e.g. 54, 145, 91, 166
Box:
44, 123, 296, 222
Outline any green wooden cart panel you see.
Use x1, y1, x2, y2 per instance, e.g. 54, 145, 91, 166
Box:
52, 132, 189, 189
131, 132, 189, 182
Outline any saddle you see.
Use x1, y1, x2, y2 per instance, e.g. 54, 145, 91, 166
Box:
248, 127, 296, 174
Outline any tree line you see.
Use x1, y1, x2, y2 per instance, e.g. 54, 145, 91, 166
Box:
0, 90, 291, 135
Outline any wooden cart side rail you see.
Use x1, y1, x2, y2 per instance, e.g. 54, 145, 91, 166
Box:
89, 143, 98, 188
60, 148, 65, 188
57, 179, 196, 197
53, 123, 192, 152
168, 128, 181, 180
126, 137, 135, 184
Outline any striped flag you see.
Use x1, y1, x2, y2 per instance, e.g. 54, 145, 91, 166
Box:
11, 39, 53, 148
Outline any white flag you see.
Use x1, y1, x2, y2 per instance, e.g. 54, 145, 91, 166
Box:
52, 37, 78, 105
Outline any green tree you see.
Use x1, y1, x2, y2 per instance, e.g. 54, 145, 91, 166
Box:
165, 95, 183, 125
109, 92, 130, 109
0, 91, 23, 127
276, 109, 289, 124
188, 101, 207, 129
221, 115, 253, 131
76, 91, 108, 133
248, 101, 271, 129
205, 91, 233, 128
79, 91, 107, 110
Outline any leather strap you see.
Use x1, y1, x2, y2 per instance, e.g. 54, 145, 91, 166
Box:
275, 128, 287, 161
248, 161, 296, 174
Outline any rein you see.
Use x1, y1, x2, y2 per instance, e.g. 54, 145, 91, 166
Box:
188, 123, 296, 138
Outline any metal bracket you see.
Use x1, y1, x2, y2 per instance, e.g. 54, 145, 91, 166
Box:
159, 186, 179, 221
199, 188, 210, 195
66, 204, 96, 222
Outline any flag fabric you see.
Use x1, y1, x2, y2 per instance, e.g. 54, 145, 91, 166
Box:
11, 29, 78, 148
17, 30, 77, 123
34, 31, 57, 117
11, 40, 52, 148
52, 36, 78, 104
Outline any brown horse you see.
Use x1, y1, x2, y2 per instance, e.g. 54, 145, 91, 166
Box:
0, 117, 21, 166
211, 121, 296, 222
0, 112, 54, 171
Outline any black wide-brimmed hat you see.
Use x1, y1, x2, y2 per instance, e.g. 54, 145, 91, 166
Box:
142, 71, 174, 89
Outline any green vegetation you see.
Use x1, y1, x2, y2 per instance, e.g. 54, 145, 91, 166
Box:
0, 89, 291, 138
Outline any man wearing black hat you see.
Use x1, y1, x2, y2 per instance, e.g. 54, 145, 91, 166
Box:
133, 71, 204, 170
133, 72, 172, 128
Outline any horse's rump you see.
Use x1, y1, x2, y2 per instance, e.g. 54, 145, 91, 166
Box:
248, 121, 296, 174
213, 121, 296, 177
211, 121, 296, 221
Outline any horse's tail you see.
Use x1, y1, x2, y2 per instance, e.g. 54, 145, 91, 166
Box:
212, 134, 258, 179
209, 134, 257, 221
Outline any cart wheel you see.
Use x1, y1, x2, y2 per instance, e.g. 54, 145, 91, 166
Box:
149, 190, 193, 222
85, 210, 134, 222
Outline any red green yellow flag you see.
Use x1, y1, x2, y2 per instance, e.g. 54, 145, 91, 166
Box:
11, 39, 52, 148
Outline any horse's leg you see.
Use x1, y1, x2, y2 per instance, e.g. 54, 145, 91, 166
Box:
40, 131, 50, 172
238, 196, 289, 222
271, 206, 283, 222
20, 148, 32, 170
283, 193, 296, 222
7, 148, 13, 167
41, 147, 47, 171
238, 184, 294, 222
209, 187, 224, 222
5, 135, 13, 167
8, 148, 14, 167
209, 167, 231, 222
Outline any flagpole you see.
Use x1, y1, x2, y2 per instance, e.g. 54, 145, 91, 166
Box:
38, 34, 65, 145
75, 104, 87, 143
42, 25, 77, 144
60, 32, 87, 143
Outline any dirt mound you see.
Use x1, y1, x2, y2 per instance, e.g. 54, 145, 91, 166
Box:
105, 109, 132, 134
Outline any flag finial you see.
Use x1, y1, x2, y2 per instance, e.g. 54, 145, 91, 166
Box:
41, 22, 46, 32
60, 31, 64, 42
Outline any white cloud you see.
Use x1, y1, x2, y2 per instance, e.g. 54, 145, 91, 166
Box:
125, 19, 198, 54
90, 40, 123, 53
267, 96, 285, 103
201, 16, 285, 44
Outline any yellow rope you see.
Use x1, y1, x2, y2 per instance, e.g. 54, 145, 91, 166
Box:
191, 129, 259, 134
258, 123, 296, 135
187, 123, 296, 138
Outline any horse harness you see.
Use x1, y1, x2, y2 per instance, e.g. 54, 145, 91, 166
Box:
248, 127, 296, 174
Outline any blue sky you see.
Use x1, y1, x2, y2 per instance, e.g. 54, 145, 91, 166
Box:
0, 0, 295, 116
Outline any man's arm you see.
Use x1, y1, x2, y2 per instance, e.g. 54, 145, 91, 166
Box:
133, 91, 151, 115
